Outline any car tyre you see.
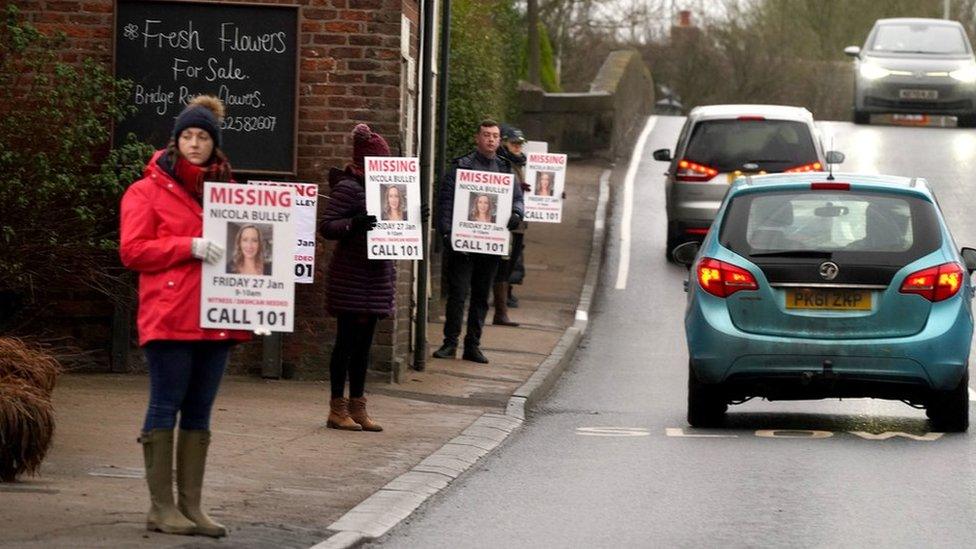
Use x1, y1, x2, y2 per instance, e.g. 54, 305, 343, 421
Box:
852, 109, 870, 125
666, 221, 680, 262
957, 114, 976, 128
927, 371, 969, 432
687, 361, 727, 428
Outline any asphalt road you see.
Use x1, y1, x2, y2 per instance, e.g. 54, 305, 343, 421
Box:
371, 116, 976, 548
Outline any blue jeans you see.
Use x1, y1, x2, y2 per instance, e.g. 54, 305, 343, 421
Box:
142, 341, 231, 431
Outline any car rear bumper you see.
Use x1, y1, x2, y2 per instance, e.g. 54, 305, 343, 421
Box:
685, 293, 973, 395
668, 181, 729, 224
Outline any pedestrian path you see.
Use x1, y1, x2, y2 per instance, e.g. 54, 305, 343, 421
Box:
0, 162, 607, 548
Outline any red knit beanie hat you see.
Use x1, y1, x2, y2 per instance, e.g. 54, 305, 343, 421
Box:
352, 123, 391, 168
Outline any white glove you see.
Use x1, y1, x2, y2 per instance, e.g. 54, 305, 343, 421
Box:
254, 328, 272, 336
191, 238, 224, 265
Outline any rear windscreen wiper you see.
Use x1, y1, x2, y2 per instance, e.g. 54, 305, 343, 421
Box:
749, 250, 833, 258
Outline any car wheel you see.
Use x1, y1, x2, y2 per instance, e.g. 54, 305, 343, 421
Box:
853, 110, 870, 125
957, 114, 976, 128
687, 361, 727, 428
927, 371, 969, 432
666, 221, 680, 262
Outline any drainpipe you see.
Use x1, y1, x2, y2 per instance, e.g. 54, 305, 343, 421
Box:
413, 0, 439, 371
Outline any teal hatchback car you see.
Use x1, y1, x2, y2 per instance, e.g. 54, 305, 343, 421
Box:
675, 173, 976, 431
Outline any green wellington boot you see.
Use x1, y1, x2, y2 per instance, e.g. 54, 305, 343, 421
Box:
176, 430, 227, 538
140, 430, 197, 535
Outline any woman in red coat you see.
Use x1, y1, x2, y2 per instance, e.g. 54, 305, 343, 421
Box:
119, 95, 246, 538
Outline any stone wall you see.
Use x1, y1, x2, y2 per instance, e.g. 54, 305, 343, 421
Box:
517, 49, 654, 159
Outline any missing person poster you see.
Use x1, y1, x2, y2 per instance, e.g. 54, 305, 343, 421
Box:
201, 182, 295, 332
451, 169, 514, 256
364, 157, 423, 260
524, 152, 568, 223
250, 181, 319, 283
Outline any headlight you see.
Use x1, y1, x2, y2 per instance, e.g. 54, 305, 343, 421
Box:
859, 62, 890, 80
950, 64, 976, 83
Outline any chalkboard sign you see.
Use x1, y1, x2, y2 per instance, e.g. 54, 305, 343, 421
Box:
114, 0, 298, 174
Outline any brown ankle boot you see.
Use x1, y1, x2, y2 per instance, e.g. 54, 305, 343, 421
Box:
492, 282, 520, 326
348, 397, 383, 432
327, 397, 362, 431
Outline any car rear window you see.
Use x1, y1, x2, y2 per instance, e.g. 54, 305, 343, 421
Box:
869, 23, 969, 55
720, 190, 941, 262
684, 120, 818, 172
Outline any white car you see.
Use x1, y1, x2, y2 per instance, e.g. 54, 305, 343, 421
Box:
653, 104, 843, 260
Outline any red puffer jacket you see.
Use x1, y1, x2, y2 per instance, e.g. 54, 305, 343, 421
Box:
119, 150, 250, 346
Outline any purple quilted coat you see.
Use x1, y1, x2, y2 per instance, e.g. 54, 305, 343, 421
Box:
320, 167, 396, 317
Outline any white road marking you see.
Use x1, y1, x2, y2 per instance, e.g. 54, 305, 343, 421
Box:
849, 431, 943, 441
575, 310, 588, 322
969, 387, 976, 401
665, 427, 737, 438
576, 427, 650, 437
594, 169, 610, 231
615, 116, 658, 290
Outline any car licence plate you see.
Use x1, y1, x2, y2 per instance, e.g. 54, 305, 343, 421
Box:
785, 288, 872, 310
899, 89, 938, 100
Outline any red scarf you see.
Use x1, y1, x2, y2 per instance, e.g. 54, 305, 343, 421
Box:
173, 155, 225, 200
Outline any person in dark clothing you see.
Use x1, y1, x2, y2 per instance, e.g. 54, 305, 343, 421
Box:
319, 123, 395, 432
493, 125, 530, 324
433, 119, 525, 363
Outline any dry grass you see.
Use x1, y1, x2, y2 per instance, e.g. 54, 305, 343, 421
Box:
0, 337, 60, 394
0, 378, 55, 481
0, 337, 61, 481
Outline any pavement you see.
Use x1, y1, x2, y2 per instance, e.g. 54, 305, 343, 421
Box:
0, 160, 611, 549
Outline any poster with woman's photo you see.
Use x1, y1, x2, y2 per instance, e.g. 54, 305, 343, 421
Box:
201, 182, 295, 332
250, 181, 319, 283
450, 169, 514, 256
524, 152, 568, 223
364, 156, 423, 260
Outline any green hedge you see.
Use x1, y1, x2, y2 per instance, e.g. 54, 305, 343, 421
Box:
444, 0, 522, 160
0, 6, 152, 326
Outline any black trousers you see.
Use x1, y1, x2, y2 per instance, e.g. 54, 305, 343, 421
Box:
329, 313, 378, 399
495, 232, 525, 284
443, 249, 500, 348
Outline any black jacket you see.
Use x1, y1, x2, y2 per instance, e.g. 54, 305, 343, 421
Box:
436, 150, 525, 235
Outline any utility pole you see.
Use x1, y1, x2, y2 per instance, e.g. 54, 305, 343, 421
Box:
414, 0, 437, 371
527, 0, 540, 86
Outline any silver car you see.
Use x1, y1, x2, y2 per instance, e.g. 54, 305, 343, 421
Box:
846, 18, 976, 126
653, 104, 839, 260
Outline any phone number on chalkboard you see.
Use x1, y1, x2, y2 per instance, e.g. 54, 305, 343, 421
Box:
221, 115, 277, 133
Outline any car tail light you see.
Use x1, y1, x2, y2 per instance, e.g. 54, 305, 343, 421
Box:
676, 159, 719, 182
697, 258, 759, 298
810, 182, 850, 191
900, 262, 964, 302
684, 228, 709, 235
785, 161, 823, 173
737, 116, 766, 121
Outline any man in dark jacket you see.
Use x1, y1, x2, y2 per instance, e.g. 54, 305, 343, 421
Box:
433, 119, 525, 363
493, 125, 530, 324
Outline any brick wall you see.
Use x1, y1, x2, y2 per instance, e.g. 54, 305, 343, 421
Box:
12, 0, 422, 379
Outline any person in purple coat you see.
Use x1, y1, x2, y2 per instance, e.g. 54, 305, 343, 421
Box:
318, 124, 394, 432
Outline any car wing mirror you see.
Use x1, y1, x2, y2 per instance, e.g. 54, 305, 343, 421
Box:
826, 150, 845, 165
672, 241, 701, 269
843, 46, 861, 57
961, 247, 976, 274
652, 148, 672, 162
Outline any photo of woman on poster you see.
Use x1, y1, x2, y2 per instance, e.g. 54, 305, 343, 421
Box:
468, 193, 496, 223
535, 171, 555, 197
381, 184, 407, 221
227, 223, 272, 276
